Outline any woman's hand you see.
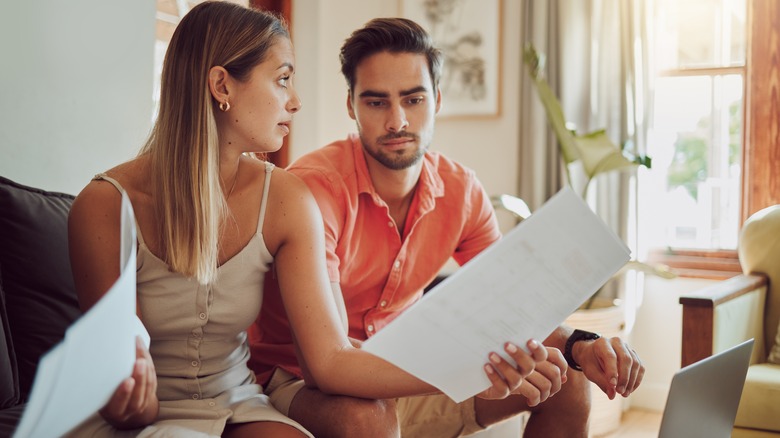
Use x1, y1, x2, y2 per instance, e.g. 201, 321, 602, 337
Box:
100, 337, 159, 430
477, 339, 547, 400
512, 347, 567, 407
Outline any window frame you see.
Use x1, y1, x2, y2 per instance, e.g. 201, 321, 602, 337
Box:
741, 0, 780, 222
649, 0, 778, 279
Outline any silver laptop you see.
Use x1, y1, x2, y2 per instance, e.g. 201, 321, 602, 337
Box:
658, 338, 754, 438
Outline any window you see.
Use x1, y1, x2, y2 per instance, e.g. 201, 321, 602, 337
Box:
639, 0, 746, 271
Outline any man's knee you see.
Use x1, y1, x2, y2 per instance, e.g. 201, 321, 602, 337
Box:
555, 370, 592, 419
333, 397, 399, 437
290, 393, 399, 438
568, 370, 592, 399
522, 372, 593, 437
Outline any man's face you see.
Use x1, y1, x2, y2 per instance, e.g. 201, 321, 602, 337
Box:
347, 51, 441, 170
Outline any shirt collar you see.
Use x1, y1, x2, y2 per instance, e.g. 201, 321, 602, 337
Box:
350, 134, 375, 197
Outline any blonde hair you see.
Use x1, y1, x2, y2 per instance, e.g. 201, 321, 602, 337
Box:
140, 1, 288, 284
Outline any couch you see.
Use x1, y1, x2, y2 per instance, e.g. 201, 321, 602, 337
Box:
680, 204, 780, 437
0, 175, 83, 436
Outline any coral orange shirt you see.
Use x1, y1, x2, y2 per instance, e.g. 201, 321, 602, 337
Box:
248, 134, 501, 384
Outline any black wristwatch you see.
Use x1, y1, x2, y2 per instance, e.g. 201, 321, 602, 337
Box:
564, 329, 601, 371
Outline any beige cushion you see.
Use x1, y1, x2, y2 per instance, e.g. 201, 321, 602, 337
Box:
734, 363, 780, 432
733, 427, 780, 438
738, 205, 780, 364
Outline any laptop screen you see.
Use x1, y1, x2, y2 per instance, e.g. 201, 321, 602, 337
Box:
658, 338, 754, 438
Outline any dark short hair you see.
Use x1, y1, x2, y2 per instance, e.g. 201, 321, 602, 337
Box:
339, 17, 443, 93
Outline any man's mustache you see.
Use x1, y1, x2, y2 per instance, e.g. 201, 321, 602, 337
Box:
378, 132, 418, 143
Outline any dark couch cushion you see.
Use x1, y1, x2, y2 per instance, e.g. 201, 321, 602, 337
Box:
0, 271, 19, 409
0, 176, 82, 401
0, 403, 26, 436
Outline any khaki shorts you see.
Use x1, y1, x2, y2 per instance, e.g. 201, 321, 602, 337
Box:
265, 368, 486, 437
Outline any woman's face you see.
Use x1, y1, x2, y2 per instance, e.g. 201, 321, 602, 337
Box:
219, 37, 301, 154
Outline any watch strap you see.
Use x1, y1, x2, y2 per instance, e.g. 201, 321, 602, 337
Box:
564, 329, 601, 371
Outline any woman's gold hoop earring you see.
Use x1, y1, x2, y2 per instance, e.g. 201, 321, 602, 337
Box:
219, 101, 230, 112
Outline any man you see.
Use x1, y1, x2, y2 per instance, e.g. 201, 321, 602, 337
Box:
249, 17, 644, 437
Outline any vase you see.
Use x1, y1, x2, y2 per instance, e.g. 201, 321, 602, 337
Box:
564, 298, 626, 437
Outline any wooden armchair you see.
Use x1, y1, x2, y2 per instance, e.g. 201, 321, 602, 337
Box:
680, 205, 780, 437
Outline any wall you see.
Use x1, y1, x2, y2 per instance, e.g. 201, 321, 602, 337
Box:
1, 0, 515, 198
0, 1, 156, 196
628, 275, 717, 411
291, 0, 523, 226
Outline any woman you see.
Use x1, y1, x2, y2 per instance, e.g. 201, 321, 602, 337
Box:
68, 2, 545, 436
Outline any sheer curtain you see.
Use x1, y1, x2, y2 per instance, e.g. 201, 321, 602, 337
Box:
519, 0, 652, 331
518, 0, 565, 212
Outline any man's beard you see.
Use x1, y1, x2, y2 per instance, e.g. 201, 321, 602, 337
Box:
361, 132, 428, 170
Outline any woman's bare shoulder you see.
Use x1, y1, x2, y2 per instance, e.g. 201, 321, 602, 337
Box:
262, 163, 324, 253
271, 164, 305, 186
103, 156, 152, 195
70, 157, 150, 225
269, 166, 319, 209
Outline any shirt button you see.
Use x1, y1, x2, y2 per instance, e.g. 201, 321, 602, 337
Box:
367, 324, 374, 333
209, 401, 216, 407
387, 221, 393, 228
191, 361, 199, 367
380, 300, 387, 308
393, 260, 401, 270
199, 312, 207, 320
192, 394, 200, 400
191, 330, 200, 338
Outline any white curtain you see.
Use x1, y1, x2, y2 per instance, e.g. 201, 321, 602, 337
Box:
518, 0, 565, 211
518, 0, 653, 331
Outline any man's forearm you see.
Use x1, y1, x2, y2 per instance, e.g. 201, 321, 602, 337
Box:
544, 325, 573, 350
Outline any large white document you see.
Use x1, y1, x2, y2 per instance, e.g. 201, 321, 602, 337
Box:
362, 187, 630, 403
14, 192, 149, 438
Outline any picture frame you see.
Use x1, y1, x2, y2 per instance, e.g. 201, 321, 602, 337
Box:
399, 0, 502, 118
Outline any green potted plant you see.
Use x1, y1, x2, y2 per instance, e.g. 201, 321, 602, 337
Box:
523, 45, 652, 196
522, 44, 674, 309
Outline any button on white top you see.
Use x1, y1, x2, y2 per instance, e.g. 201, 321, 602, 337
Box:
199, 312, 207, 320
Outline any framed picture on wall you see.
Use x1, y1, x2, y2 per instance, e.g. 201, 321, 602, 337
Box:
399, 0, 502, 118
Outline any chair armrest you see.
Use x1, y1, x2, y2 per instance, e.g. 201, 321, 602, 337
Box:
680, 274, 768, 367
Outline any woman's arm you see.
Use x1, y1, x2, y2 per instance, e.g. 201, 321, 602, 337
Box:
68, 180, 159, 429
69, 181, 125, 311
329, 282, 349, 334
268, 171, 543, 400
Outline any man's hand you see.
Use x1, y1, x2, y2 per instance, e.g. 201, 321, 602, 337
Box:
573, 336, 644, 399
477, 339, 548, 400
512, 347, 567, 407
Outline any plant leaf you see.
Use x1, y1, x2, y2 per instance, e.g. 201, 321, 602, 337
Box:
634, 154, 652, 168
523, 46, 581, 165
618, 260, 677, 279
574, 130, 638, 178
